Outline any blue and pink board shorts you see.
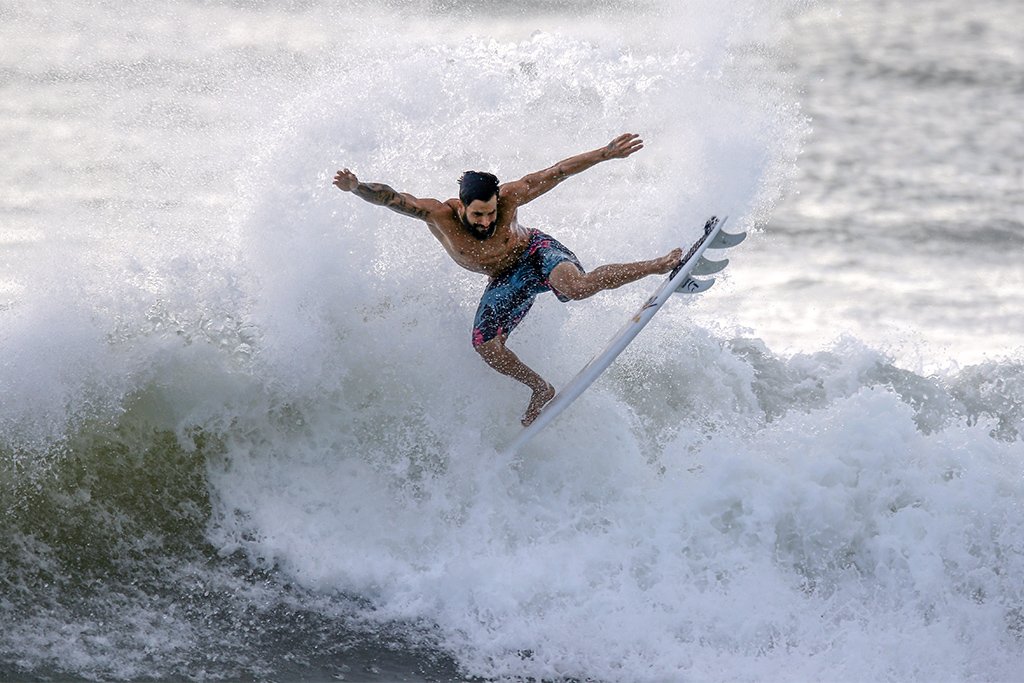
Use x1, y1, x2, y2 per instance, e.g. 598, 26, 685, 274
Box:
472, 229, 584, 347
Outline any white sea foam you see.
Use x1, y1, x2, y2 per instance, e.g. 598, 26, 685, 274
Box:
200, 5, 1023, 680
2, 0, 1022, 680
206, 346, 1024, 681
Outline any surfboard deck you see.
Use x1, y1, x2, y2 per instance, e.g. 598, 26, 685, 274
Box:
503, 215, 744, 455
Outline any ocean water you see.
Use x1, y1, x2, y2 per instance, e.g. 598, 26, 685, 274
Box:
2, 0, 1023, 681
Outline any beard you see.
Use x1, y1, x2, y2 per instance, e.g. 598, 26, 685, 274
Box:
461, 212, 497, 241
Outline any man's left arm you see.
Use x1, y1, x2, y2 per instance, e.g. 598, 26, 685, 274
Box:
502, 133, 644, 206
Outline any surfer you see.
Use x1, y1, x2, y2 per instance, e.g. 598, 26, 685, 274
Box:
333, 133, 682, 426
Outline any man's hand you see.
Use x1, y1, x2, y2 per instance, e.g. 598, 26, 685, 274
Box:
333, 168, 359, 192
603, 133, 644, 160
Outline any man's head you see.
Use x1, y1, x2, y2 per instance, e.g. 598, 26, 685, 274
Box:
458, 171, 500, 240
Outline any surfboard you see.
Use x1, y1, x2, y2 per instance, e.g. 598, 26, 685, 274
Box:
504, 215, 744, 455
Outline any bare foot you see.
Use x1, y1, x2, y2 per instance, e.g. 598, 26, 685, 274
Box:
522, 382, 556, 426
654, 247, 684, 274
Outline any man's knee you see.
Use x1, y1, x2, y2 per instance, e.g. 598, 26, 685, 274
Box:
549, 264, 593, 300
558, 276, 598, 300
475, 335, 505, 360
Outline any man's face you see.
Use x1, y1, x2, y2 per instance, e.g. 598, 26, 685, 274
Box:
460, 195, 498, 239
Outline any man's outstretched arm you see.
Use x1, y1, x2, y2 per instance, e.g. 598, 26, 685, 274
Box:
333, 168, 444, 221
502, 133, 644, 206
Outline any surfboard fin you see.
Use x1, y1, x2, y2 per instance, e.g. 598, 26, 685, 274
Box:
691, 256, 729, 276
710, 229, 746, 249
675, 276, 715, 294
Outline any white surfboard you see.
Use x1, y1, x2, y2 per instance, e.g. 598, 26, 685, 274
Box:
504, 215, 744, 455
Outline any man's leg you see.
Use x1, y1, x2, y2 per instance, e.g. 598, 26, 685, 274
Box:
476, 334, 555, 426
548, 247, 683, 300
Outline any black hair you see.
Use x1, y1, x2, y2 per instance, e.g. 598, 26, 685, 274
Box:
458, 171, 500, 206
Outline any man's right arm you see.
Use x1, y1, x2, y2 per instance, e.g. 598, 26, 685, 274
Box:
333, 168, 443, 221
500, 133, 644, 207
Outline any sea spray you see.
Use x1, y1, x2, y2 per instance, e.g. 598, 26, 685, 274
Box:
3, 0, 1022, 681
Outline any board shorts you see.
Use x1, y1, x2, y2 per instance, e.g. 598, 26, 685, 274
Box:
472, 229, 584, 347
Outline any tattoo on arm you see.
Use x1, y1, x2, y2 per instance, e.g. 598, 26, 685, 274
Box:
352, 182, 397, 204
354, 183, 431, 220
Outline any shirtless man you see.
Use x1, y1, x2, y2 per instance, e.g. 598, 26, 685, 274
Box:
333, 133, 682, 426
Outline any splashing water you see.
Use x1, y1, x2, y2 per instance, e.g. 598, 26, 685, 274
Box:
2, 0, 1022, 681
